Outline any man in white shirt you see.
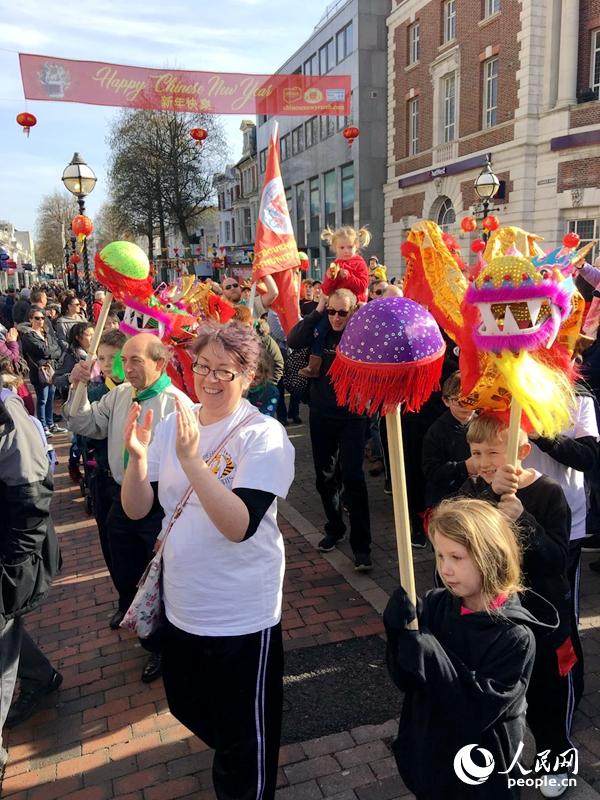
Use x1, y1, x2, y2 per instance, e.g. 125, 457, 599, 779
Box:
62, 332, 193, 683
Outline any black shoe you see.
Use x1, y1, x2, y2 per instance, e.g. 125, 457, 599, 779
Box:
290, 416, 302, 424
581, 534, 600, 552
318, 534, 344, 553
384, 480, 392, 495
354, 553, 373, 572
5, 670, 63, 729
590, 559, 600, 573
141, 653, 163, 683
411, 532, 429, 549
110, 609, 125, 630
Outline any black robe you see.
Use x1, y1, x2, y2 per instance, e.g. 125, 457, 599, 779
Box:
384, 588, 557, 799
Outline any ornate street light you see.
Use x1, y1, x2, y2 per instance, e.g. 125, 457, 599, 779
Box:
62, 153, 96, 317
474, 158, 500, 216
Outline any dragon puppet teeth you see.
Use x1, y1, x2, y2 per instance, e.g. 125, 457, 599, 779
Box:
548, 304, 562, 348
526, 298, 543, 327
476, 298, 552, 338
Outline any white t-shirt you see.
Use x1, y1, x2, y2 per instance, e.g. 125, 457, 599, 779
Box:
524, 394, 599, 541
147, 398, 295, 636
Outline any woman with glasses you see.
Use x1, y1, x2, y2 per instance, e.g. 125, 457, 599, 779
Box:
120, 320, 294, 800
288, 289, 373, 571
55, 294, 84, 352
21, 307, 62, 436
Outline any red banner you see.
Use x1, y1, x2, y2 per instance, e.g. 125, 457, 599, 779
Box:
253, 124, 301, 334
19, 53, 351, 116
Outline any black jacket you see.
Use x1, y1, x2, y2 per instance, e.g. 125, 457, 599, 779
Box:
384, 587, 555, 799
422, 410, 472, 507
0, 393, 61, 627
20, 325, 62, 385
460, 476, 572, 648
287, 310, 365, 419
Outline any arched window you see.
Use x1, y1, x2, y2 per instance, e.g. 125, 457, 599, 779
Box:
437, 197, 456, 231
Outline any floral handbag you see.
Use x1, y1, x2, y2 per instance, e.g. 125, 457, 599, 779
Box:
120, 410, 260, 640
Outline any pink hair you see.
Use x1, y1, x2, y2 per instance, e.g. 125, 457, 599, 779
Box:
188, 321, 261, 373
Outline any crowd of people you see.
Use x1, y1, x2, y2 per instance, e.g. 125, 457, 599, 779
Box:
1, 227, 600, 799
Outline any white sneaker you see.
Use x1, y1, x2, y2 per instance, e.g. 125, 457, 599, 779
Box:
539, 773, 569, 798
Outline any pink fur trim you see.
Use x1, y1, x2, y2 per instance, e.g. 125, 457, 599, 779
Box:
472, 316, 556, 352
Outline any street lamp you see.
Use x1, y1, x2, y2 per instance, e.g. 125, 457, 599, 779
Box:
474, 157, 500, 216
62, 153, 96, 318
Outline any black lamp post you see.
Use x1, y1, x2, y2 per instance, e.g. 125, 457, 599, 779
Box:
62, 153, 96, 319
473, 157, 500, 241
70, 233, 79, 294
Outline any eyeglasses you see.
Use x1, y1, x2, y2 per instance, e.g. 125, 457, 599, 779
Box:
445, 396, 469, 408
327, 308, 350, 318
224, 282, 239, 290
32, 315, 44, 321
192, 363, 242, 382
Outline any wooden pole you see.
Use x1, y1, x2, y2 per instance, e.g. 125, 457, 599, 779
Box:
69, 291, 114, 414
386, 407, 419, 631
506, 400, 522, 468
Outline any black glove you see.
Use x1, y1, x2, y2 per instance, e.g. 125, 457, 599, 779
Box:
383, 586, 419, 630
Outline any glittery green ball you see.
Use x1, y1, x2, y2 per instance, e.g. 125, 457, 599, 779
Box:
98, 242, 149, 279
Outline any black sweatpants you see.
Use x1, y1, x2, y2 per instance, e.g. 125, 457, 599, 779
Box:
526, 641, 576, 767
89, 469, 118, 586
309, 409, 371, 555
567, 540, 585, 708
106, 485, 164, 614
162, 620, 283, 800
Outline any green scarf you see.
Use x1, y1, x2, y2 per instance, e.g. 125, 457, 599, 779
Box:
124, 373, 172, 468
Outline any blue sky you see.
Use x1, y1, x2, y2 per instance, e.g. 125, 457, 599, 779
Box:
0, 0, 330, 234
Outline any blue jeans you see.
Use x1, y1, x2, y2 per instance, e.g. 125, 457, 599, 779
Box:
35, 383, 55, 429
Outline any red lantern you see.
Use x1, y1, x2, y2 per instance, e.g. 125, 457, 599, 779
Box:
563, 231, 580, 248
72, 215, 94, 240
471, 239, 487, 254
70, 253, 81, 265
342, 126, 360, 146
482, 215, 500, 232
460, 216, 477, 233
190, 128, 208, 146
16, 112, 37, 138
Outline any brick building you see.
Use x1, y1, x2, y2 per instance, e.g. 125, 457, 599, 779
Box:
384, 0, 600, 277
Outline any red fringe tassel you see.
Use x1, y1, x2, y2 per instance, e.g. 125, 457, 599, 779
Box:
328, 351, 445, 417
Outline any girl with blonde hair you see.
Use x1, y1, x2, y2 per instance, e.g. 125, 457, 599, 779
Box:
384, 497, 557, 799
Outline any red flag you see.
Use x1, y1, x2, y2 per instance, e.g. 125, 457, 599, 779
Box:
252, 123, 301, 335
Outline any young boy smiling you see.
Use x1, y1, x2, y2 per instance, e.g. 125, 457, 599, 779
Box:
461, 413, 575, 798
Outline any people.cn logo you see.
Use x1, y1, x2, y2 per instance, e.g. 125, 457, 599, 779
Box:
453, 744, 496, 785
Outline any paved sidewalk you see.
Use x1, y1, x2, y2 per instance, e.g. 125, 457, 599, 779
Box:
2, 425, 600, 799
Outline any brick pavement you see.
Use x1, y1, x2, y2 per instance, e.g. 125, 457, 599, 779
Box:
3, 424, 600, 799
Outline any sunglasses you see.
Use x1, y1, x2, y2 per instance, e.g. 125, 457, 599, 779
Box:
224, 282, 239, 289
327, 308, 350, 317
32, 315, 45, 321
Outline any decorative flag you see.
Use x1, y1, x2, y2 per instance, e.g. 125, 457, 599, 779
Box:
252, 122, 301, 334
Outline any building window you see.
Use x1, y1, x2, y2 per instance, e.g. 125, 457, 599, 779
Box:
408, 97, 419, 155
443, 73, 456, 142
280, 134, 289, 161
320, 115, 335, 140
437, 197, 456, 232
324, 170, 336, 228
285, 187, 292, 217
296, 183, 306, 244
304, 53, 318, 76
443, 0, 456, 43
225, 220, 231, 242
309, 177, 320, 231
305, 117, 318, 147
592, 30, 600, 99
292, 125, 304, 155
258, 114, 268, 126
337, 114, 349, 131
409, 22, 420, 64
319, 39, 335, 74
484, 0, 500, 17
336, 21, 353, 63
341, 163, 354, 226
259, 148, 267, 173
483, 57, 498, 128
243, 208, 252, 243
568, 220, 598, 264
